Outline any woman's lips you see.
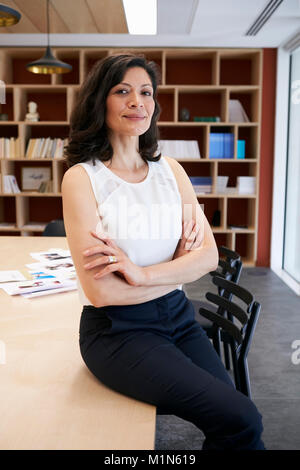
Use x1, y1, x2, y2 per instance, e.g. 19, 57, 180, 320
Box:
123, 115, 146, 121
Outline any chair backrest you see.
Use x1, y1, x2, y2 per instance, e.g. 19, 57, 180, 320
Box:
43, 219, 66, 237
209, 246, 243, 298
199, 275, 261, 398
199, 276, 256, 346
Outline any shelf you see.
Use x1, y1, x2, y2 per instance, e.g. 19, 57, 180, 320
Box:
195, 193, 256, 198
219, 51, 261, 86
0, 46, 262, 265
165, 50, 217, 86
158, 121, 259, 126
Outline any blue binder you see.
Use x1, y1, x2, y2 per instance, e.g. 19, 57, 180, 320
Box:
209, 133, 234, 158
209, 133, 223, 158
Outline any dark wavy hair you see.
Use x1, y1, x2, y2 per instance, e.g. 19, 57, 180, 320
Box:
64, 53, 162, 168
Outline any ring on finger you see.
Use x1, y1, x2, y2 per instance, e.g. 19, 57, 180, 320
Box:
108, 255, 117, 264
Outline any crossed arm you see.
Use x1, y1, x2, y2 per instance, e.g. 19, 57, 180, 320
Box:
62, 158, 218, 308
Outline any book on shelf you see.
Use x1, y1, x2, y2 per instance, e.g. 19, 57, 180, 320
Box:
189, 176, 212, 194
3, 175, 21, 193
37, 180, 53, 193
229, 100, 250, 123
159, 140, 201, 160
0, 222, 16, 228
25, 137, 68, 159
228, 224, 248, 230
22, 222, 47, 230
193, 116, 221, 122
0, 137, 21, 159
209, 133, 234, 159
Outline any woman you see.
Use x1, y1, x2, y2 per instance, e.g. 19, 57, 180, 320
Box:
62, 53, 265, 450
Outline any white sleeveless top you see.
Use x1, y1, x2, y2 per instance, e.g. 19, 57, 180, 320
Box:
73, 156, 183, 306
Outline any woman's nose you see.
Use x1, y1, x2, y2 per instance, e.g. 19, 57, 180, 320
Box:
128, 91, 143, 108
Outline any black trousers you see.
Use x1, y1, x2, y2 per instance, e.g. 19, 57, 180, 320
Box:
79, 288, 265, 450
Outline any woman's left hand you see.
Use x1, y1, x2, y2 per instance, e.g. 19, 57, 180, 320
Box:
82, 230, 147, 287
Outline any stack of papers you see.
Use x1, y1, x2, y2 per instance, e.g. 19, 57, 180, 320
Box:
0, 248, 77, 299
159, 140, 201, 160
189, 176, 212, 194
237, 176, 256, 194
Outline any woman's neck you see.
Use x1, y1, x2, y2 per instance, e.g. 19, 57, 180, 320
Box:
108, 133, 145, 171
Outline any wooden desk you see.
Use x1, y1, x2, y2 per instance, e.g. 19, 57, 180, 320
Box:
0, 237, 156, 450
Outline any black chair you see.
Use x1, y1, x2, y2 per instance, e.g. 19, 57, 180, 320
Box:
189, 246, 243, 369
199, 275, 261, 398
43, 219, 66, 237
189, 246, 242, 322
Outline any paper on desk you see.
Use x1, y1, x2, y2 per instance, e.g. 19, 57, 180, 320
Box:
21, 284, 77, 298
26, 247, 76, 281
29, 248, 72, 263
0, 248, 77, 296
26, 260, 75, 276
1, 278, 76, 296
0, 270, 27, 283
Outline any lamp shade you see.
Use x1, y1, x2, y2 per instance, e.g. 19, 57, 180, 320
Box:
0, 3, 21, 26
26, 45, 72, 74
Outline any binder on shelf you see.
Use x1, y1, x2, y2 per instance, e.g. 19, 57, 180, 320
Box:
209, 134, 223, 159
223, 133, 234, 159
237, 140, 246, 159
209, 133, 234, 159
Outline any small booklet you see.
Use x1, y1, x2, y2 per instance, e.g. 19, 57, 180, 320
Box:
2, 278, 76, 296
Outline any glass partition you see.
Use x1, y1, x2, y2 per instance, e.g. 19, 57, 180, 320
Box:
283, 48, 300, 282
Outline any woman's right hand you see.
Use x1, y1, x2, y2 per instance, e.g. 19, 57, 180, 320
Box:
172, 220, 204, 260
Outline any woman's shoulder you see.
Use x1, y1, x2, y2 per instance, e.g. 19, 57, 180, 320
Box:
160, 156, 192, 196
161, 155, 183, 177
64, 160, 99, 179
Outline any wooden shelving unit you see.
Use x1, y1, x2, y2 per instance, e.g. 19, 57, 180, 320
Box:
0, 47, 262, 265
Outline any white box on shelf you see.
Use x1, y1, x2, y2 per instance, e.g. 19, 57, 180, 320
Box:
237, 176, 256, 194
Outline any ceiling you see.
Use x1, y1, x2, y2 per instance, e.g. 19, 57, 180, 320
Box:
0, 0, 300, 48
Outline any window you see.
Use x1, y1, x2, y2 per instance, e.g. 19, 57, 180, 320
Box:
283, 48, 300, 282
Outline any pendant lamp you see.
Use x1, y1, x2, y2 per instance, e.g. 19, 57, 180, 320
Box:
0, 3, 21, 26
26, 0, 72, 74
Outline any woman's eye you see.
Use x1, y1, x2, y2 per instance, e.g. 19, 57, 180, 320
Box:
143, 91, 152, 96
116, 89, 128, 94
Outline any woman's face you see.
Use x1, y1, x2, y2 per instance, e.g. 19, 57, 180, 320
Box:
105, 66, 155, 137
